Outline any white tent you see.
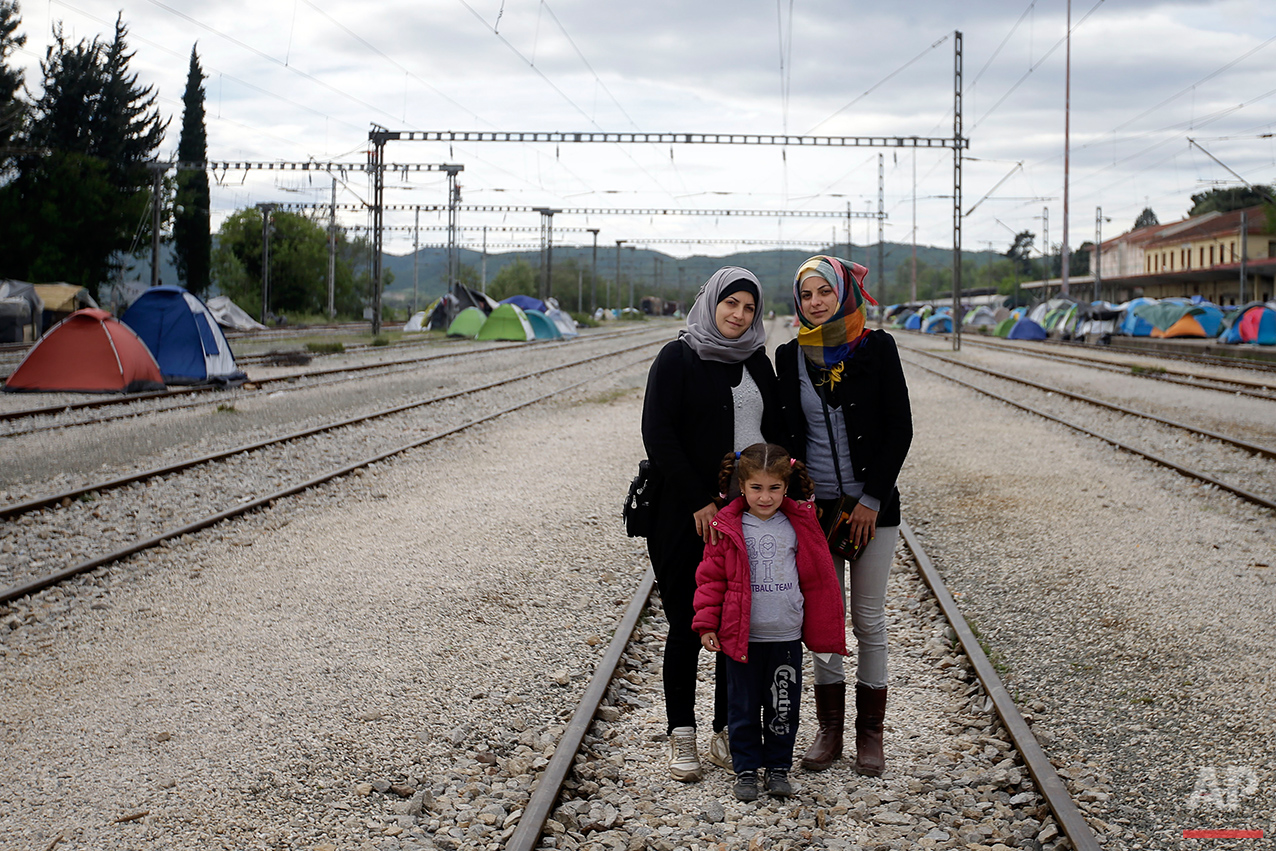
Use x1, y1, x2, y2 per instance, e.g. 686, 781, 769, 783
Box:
544, 298, 579, 339
206, 296, 267, 331
403, 310, 429, 332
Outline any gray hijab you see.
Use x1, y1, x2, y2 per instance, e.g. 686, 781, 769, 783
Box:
680, 266, 767, 364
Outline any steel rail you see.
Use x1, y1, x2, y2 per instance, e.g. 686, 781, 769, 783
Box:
1052, 338, 1276, 374
0, 338, 666, 521
899, 521, 1102, 851
902, 356, 1276, 512
505, 568, 655, 851
0, 355, 655, 606
905, 347, 1276, 460
0, 327, 657, 434
935, 334, 1276, 397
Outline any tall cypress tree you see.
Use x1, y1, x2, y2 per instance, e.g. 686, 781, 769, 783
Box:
174, 46, 210, 294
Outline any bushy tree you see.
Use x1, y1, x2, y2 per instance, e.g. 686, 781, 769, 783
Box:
1188, 186, 1274, 217
212, 207, 384, 319
0, 15, 166, 296
1133, 207, 1159, 230
486, 258, 537, 301
174, 46, 210, 294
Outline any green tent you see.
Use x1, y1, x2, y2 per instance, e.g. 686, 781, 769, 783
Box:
524, 309, 562, 340
447, 307, 486, 338
476, 303, 534, 341
993, 317, 1016, 337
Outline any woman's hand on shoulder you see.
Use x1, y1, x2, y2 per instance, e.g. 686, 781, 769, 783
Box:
693, 502, 720, 545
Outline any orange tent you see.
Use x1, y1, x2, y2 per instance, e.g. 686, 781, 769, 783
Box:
1150, 314, 1206, 338
4, 308, 165, 393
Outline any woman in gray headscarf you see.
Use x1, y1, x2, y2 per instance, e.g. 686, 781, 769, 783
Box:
641, 267, 789, 782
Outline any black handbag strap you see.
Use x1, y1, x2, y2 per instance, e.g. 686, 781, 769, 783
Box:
817, 380, 845, 496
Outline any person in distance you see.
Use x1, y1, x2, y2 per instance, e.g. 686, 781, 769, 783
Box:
692, 443, 846, 801
774, 255, 912, 776
641, 267, 787, 782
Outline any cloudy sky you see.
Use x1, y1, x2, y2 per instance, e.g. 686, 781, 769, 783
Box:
11, 0, 1276, 260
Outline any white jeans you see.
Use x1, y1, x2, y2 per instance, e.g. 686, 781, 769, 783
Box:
811, 526, 897, 689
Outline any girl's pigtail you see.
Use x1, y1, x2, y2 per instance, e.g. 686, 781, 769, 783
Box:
789, 459, 816, 501
715, 451, 738, 507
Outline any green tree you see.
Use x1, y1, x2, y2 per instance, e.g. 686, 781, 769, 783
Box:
1133, 207, 1159, 230
0, 15, 166, 297
0, 0, 25, 167
212, 207, 381, 319
1004, 231, 1035, 276
1188, 186, 1275, 217
486, 258, 537, 301
174, 46, 210, 294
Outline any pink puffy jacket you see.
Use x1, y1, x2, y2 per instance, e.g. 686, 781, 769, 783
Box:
692, 497, 848, 664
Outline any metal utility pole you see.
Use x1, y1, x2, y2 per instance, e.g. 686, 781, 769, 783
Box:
256, 203, 276, 325
577, 268, 583, 313
150, 163, 164, 287
952, 30, 963, 351
481, 226, 488, 293
328, 177, 337, 319
911, 148, 918, 303
587, 228, 600, 312
614, 240, 625, 312
628, 246, 636, 310
1094, 207, 1103, 304
534, 208, 561, 301
1061, 0, 1072, 297
846, 203, 853, 263
413, 205, 421, 315
1042, 206, 1050, 299
446, 166, 462, 290
877, 153, 885, 304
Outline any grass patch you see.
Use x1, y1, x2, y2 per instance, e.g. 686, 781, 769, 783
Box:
307, 341, 345, 355
1130, 364, 1167, 376
371, 335, 390, 347
216, 403, 237, 413
586, 388, 632, 405
619, 310, 647, 321
965, 615, 1009, 678
570, 311, 600, 328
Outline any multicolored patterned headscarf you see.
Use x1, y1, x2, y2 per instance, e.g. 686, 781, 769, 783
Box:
793, 256, 877, 383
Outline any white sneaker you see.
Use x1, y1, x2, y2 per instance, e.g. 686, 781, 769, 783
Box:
707, 728, 733, 771
668, 726, 703, 782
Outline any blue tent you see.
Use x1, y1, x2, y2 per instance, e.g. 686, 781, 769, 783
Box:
1118, 298, 1157, 336
121, 286, 246, 386
1007, 318, 1047, 340
501, 294, 549, 314
904, 313, 923, 330
523, 309, 562, 340
922, 314, 952, 334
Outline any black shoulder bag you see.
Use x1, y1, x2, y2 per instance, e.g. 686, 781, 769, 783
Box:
623, 459, 660, 537
817, 382, 864, 561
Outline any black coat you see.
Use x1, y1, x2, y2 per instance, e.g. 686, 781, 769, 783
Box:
641, 338, 787, 574
775, 330, 912, 527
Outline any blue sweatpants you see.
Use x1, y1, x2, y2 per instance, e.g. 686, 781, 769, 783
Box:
724, 640, 803, 773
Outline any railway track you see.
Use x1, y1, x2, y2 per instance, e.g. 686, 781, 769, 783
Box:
0, 326, 653, 437
503, 522, 1102, 851
0, 332, 667, 604
896, 343, 1276, 513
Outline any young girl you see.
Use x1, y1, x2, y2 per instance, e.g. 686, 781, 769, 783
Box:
692, 443, 847, 802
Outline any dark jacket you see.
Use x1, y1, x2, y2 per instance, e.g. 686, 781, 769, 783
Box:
775, 330, 912, 527
641, 338, 787, 554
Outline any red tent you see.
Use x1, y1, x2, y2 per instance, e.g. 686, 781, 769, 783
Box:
4, 308, 166, 393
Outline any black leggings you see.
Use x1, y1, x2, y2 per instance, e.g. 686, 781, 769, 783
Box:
650, 525, 728, 735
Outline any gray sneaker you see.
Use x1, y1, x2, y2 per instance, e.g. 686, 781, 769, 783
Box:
733, 769, 760, 802
707, 728, 733, 771
668, 726, 702, 782
764, 768, 793, 797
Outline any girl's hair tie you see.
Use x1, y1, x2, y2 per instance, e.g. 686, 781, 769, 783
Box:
790, 458, 796, 467
735, 451, 741, 459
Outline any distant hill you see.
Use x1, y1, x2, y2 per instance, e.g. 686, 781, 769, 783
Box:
381, 242, 999, 309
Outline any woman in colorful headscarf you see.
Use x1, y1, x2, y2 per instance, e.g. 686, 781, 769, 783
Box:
774, 255, 912, 777
642, 266, 788, 783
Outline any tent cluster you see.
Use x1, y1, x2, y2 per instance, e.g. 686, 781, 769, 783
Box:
888, 295, 1276, 347
403, 289, 579, 342
4, 285, 247, 394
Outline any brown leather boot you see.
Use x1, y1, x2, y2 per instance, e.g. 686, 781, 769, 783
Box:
800, 681, 845, 771
854, 683, 887, 776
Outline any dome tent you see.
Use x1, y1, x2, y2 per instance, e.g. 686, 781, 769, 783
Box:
523, 309, 562, 340
4, 308, 165, 394
446, 306, 487, 337
121, 285, 246, 386
476, 303, 534, 341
